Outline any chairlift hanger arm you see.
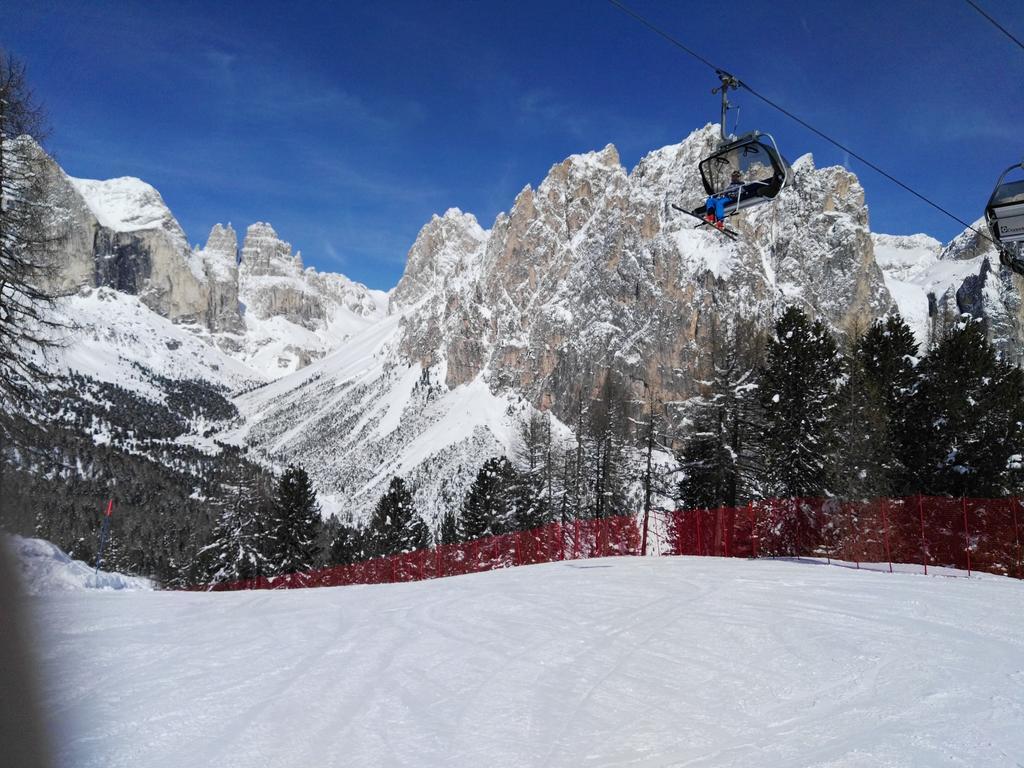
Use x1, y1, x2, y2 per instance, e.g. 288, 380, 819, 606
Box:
712, 71, 742, 141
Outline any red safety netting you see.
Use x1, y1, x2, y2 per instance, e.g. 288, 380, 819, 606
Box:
665, 495, 1024, 579
201, 496, 1023, 591
204, 515, 641, 592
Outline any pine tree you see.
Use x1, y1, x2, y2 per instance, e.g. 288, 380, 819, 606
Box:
328, 524, 363, 566
833, 353, 890, 499
461, 456, 518, 540
199, 466, 270, 584
832, 314, 919, 499
0, 52, 60, 429
437, 509, 461, 545
638, 394, 679, 554
512, 412, 555, 531
678, 317, 766, 508
900, 317, 1024, 496
584, 374, 631, 519
859, 314, 918, 416
760, 307, 844, 498
678, 403, 735, 509
366, 476, 427, 556
270, 465, 322, 576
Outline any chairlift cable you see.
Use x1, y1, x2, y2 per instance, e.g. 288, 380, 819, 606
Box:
604, 0, 999, 247
964, 0, 1024, 53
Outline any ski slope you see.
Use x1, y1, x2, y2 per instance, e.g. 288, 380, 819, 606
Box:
32, 557, 1024, 767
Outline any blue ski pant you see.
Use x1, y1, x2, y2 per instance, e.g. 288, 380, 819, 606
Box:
705, 195, 729, 221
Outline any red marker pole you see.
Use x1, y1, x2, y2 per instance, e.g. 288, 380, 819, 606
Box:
94, 498, 115, 575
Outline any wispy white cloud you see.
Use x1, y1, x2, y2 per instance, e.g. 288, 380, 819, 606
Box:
188, 47, 424, 136
322, 239, 342, 265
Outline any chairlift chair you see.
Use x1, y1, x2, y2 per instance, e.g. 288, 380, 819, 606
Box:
985, 162, 1024, 275
693, 130, 791, 219
682, 72, 792, 228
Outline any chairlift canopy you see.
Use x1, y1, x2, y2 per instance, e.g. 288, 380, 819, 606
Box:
986, 163, 1024, 246
697, 131, 790, 217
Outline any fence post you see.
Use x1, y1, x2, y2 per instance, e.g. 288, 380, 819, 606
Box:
881, 497, 893, 574
962, 496, 972, 577
918, 494, 928, 576
641, 502, 650, 557
1013, 497, 1023, 580
573, 519, 580, 559
694, 511, 702, 556
514, 531, 522, 566
749, 502, 758, 559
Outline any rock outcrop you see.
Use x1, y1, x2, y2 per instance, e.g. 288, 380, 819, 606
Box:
388, 125, 897, 425
195, 224, 243, 333
238, 223, 325, 329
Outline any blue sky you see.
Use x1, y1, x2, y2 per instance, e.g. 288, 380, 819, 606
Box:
8, 0, 1023, 290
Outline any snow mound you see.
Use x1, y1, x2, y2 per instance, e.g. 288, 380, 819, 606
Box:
7, 535, 153, 595
34, 556, 1024, 767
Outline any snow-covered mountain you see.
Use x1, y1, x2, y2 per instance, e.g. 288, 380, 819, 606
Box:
22, 136, 386, 386
24, 125, 1024, 526
873, 226, 1024, 362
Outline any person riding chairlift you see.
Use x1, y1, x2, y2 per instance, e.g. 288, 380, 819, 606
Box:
704, 169, 745, 230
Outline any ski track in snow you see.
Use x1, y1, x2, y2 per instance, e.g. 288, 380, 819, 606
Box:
31, 557, 1024, 768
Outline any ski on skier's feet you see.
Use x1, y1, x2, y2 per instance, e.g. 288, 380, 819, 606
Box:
671, 204, 739, 240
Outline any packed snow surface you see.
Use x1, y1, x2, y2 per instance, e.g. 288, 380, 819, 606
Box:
8, 535, 153, 595
33, 557, 1023, 767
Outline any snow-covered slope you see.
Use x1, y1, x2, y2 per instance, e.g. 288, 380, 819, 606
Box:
33, 557, 1024, 767
49, 287, 258, 396
8, 535, 152, 595
872, 232, 949, 343
233, 309, 526, 523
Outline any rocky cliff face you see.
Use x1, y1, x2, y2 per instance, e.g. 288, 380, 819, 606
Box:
239, 222, 326, 329
195, 224, 243, 333
228, 222, 388, 372
66, 174, 213, 324
14, 137, 206, 324
940, 224, 1024, 363
25, 140, 385, 378
389, 125, 896, 426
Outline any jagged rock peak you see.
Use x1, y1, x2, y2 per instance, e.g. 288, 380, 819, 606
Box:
390, 208, 487, 309
538, 143, 625, 197
204, 223, 238, 260
563, 143, 621, 171
240, 222, 303, 276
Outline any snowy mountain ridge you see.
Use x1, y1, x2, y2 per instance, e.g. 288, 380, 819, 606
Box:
19, 136, 386, 384
231, 125, 1024, 524
26, 125, 1024, 525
